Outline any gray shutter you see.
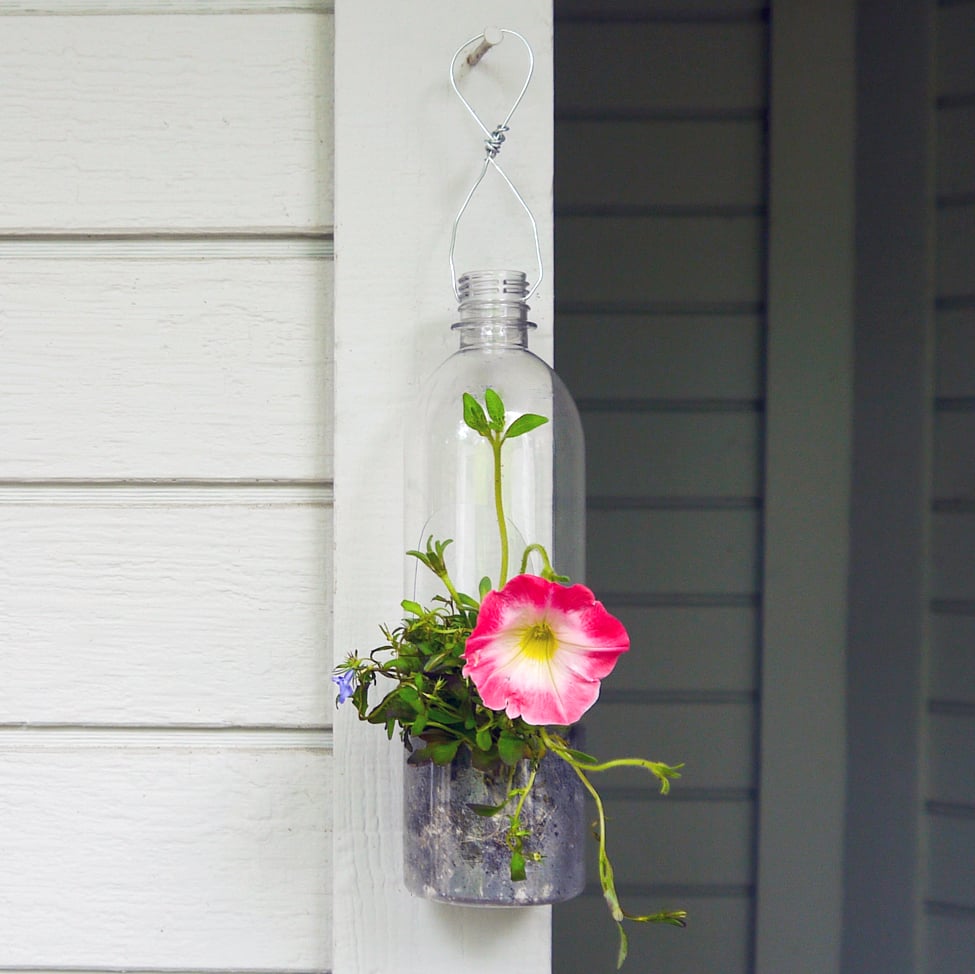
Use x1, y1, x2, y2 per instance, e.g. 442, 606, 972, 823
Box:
552, 4, 767, 970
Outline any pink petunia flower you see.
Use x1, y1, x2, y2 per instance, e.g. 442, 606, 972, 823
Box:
462, 574, 630, 726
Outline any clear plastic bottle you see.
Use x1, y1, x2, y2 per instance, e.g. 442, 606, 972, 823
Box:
403, 269, 587, 905
407, 269, 585, 601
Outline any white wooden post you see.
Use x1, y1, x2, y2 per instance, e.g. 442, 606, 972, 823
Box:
332, 3, 554, 972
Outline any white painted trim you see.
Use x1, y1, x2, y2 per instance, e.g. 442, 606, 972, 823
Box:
756, 2, 856, 972
332, 2, 554, 971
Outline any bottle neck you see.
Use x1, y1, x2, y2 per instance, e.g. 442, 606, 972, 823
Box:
452, 270, 536, 350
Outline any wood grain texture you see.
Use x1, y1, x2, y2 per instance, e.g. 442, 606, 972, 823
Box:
0, 494, 331, 726
0, 746, 331, 969
0, 12, 333, 232
0, 257, 332, 480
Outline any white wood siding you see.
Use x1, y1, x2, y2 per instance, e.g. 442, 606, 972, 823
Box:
552, 4, 766, 971
928, 2, 975, 969
0, 4, 333, 971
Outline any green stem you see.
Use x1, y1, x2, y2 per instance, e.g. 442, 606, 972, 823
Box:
438, 572, 465, 611
519, 543, 552, 577
508, 763, 539, 839
492, 434, 509, 587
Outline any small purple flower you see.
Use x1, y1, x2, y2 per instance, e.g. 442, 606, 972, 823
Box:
332, 669, 356, 705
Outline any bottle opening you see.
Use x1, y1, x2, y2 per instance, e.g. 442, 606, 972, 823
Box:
457, 270, 529, 304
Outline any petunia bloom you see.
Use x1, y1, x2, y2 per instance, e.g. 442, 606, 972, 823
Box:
462, 574, 629, 726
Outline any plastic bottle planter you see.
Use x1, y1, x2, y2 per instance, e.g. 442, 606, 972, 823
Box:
404, 269, 587, 906
403, 747, 586, 906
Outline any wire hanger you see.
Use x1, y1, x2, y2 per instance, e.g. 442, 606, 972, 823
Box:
447, 28, 544, 303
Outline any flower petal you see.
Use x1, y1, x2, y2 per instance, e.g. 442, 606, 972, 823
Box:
462, 574, 629, 725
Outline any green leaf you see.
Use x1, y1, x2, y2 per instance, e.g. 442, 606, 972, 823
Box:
467, 801, 507, 818
615, 924, 629, 970
412, 713, 428, 735
462, 392, 489, 434
498, 732, 527, 767
504, 412, 549, 439
475, 726, 492, 751
565, 747, 600, 765
398, 686, 423, 712
400, 599, 423, 616
430, 739, 462, 764
484, 388, 505, 429
456, 591, 480, 610
478, 576, 492, 600
509, 850, 527, 882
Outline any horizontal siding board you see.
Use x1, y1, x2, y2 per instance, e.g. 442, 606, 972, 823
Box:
928, 713, 975, 807
556, 314, 764, 400
0, 258, 332, 480
930, 614, 975, 702
928, 814, 975, 909
937, 3, 975, 100
937, 204, 975, 298
934, 412, 975, 498
932, 513, 975, 601
587, 509, 760, 595
582, 701, 755, 790
609, 605, 758, 692
937, 105, 975, 198
936, 309, 975, 397
926, 912, 975, 974
0, 499, 331, 725
584, 412, 761, 498
0, 13, 333, 231
556, 119, 764, 208
0, 746, 331, 968
594, 797, 754, 888
556, 22, 767, 115
554, 892, 751, 974
558, 216, 764, 307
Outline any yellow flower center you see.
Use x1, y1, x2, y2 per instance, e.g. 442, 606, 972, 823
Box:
518, 621, 558, 661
